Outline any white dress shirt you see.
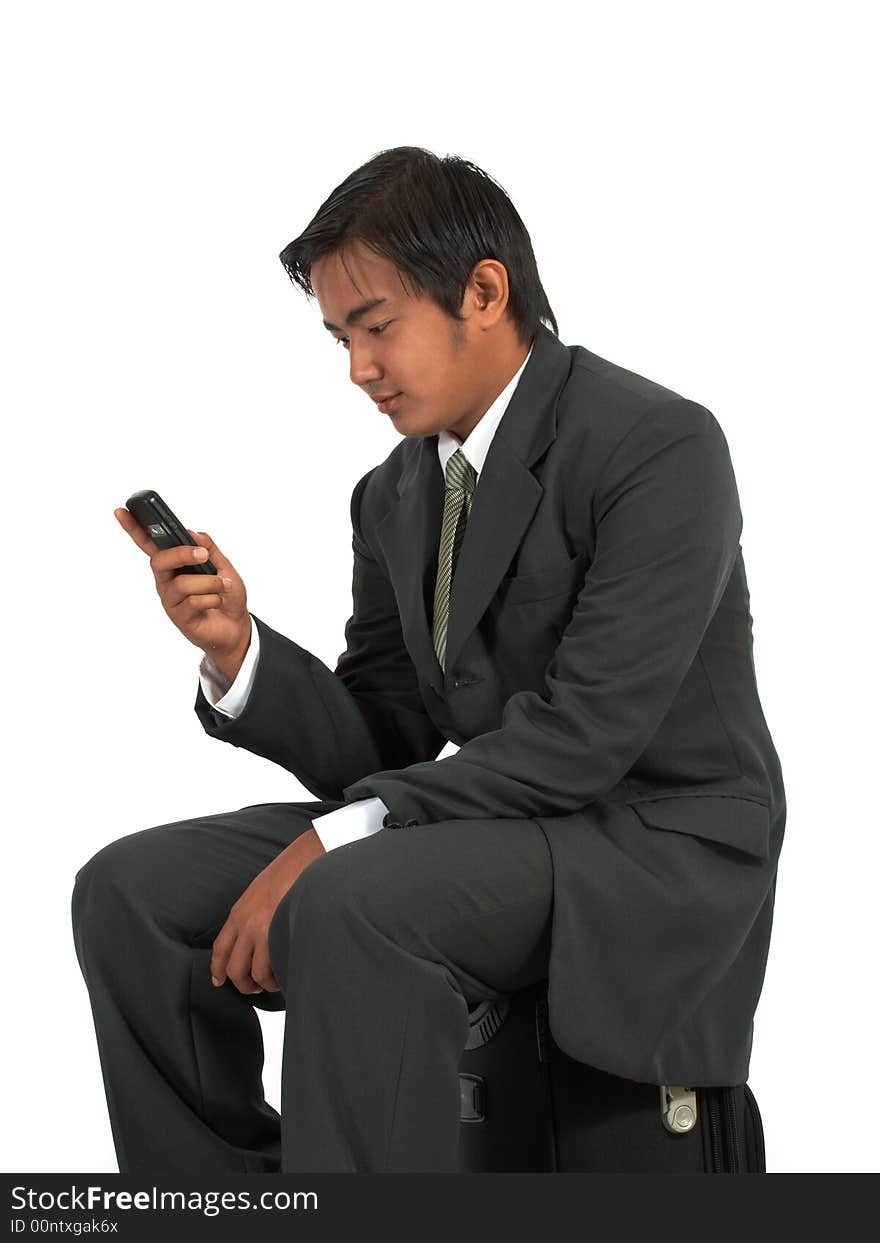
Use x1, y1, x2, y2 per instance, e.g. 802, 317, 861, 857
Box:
200, 341, 534, 850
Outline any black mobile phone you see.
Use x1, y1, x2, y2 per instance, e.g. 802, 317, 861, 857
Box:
125, 489, 218, 576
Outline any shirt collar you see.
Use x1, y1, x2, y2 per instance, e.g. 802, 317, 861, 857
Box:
436, 341, 534, 481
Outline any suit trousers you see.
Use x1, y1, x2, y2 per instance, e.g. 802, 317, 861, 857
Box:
70, 798, 554, 1173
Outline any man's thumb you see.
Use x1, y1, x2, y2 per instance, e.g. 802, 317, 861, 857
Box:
187, 528, 223, 565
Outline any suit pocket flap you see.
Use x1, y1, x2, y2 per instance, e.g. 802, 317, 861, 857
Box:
500, 550, 588, 604
627, 795, 770, 860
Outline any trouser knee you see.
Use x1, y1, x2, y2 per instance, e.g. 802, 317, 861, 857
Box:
70, 833, 155, 970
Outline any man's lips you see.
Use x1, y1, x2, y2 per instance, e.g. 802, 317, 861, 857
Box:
373, 392, 403, 413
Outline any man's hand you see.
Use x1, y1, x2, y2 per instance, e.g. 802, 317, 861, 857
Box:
210, 827, 328, 994
114, 507, 252, 680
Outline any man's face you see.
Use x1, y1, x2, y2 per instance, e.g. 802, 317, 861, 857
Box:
310, 240, 505, 443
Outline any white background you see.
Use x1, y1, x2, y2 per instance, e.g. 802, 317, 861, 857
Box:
1, 0, 876, 1176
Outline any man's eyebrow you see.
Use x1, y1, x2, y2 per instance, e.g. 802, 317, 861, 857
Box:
322, 297, 388, 331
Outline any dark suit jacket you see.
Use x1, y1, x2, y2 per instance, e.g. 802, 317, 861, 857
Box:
195, 322, 786, 1086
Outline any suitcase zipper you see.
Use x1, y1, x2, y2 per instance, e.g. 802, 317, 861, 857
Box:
743, 1084, 766, 1171
706, 1090, 724, 1172
722, 1088, 743, 1173
705, 1088, 744, 1172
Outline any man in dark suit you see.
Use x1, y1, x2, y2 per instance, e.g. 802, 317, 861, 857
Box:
72, 146, 785, 1173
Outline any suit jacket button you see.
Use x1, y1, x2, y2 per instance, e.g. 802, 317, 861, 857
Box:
382, 813, 402, 830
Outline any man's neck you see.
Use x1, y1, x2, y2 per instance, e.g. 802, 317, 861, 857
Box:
447, 335, 532, 443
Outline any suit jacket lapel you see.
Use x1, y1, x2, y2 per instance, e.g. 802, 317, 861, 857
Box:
375, 322, 573, 692
374, 439, 446, 689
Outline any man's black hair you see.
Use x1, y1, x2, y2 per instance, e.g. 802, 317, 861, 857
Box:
279, 145, 558, 346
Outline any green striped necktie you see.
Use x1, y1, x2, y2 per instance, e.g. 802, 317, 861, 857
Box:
432, 447, 477, 671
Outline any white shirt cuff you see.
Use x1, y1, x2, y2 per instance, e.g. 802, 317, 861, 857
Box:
311, 797, 389, 851
198, 616, 260, 718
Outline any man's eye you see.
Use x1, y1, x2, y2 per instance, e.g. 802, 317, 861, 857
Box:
334, 322, 391, 349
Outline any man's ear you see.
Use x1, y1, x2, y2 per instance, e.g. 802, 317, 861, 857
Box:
468, 258, 510, 326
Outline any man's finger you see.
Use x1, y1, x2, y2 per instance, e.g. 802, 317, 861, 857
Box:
161, 572, 226, 609
250, 942, 281, 993
114, 507, 159, 556
224, 933, 264, 995
150, 542, 214, 584
187, 529, 233, 577
210, 921, 237, 986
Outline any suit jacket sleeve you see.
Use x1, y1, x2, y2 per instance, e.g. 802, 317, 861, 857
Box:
193, 468, 447, 799
341, 399, 745, 823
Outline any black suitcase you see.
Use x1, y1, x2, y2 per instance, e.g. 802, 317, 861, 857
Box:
458, 979, 766, 1173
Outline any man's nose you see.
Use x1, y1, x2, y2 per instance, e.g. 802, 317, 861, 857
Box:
348, 338, 382, 389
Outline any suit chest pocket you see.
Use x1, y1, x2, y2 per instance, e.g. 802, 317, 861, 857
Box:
499, 549, 589, 605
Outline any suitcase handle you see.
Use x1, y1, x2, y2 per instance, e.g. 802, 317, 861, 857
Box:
660, 1086, 699, 1133
464, 995, 513, 1050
